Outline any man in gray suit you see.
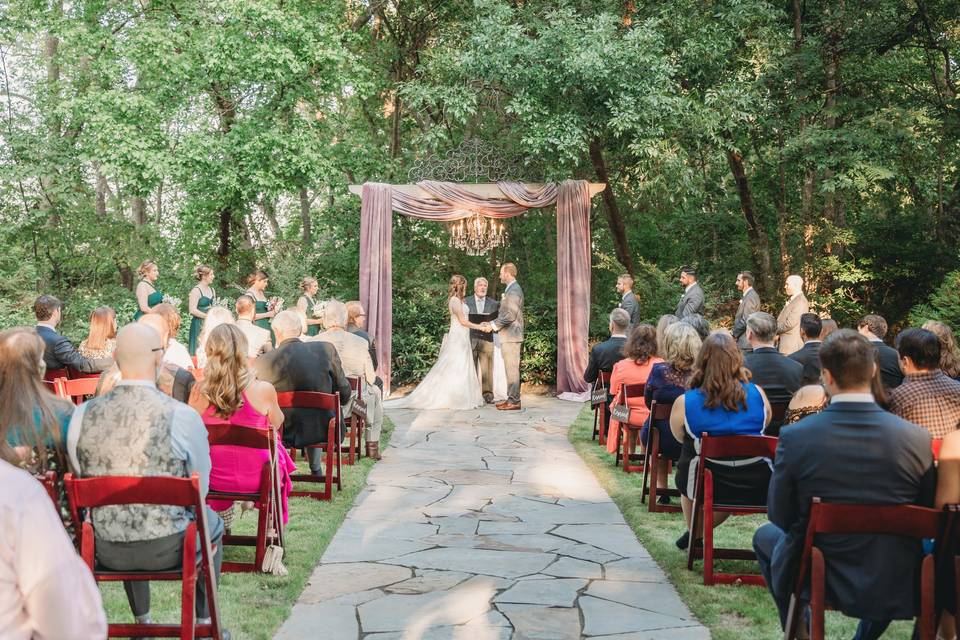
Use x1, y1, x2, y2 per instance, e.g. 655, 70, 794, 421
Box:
674, 266, 705, 319
466, 277, 499, 404
483, 263, 524, 410
776, 274, 809, 355
616, 274, 641, 329
731, 270, 761, 352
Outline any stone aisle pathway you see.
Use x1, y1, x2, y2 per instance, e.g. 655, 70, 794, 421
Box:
275, 395, 709, 640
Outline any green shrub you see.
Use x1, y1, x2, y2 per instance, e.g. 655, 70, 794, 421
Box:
908, 269, 960, 329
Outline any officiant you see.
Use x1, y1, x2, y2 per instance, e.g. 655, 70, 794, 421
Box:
466, 277, 499, 404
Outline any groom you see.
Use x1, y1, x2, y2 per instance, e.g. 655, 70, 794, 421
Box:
482, 263, 524, 411
466, 277, 499, 404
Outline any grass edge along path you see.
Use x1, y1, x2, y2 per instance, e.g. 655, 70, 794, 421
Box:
567, 403, 914, 640
99, 416, 394, 640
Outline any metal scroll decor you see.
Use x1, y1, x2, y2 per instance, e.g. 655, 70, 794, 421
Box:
407, 139, 532, 183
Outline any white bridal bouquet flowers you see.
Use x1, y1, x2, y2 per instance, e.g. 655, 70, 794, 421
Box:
312, 299, 327, 319
162, 294, 183, 309
211, 296, 233, 309
267, 297, 285, 312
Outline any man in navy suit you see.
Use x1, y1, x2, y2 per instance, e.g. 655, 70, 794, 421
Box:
753, 329, 935, 640
584, 309, 630, 385
789, 314, 823, 385
34, 295, 112, 375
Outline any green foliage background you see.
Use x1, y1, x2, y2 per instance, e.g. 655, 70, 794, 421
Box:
2, 0, 959, 381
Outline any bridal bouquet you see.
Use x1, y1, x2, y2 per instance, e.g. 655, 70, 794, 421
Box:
312, 300, 326, 319
162, 294, 183, 309
267, 296, 285, 312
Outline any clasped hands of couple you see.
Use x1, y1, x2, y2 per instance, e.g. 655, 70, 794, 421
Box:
476, 322, 495, 333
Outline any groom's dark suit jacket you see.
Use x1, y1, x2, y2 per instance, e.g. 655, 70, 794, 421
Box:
465, 295, 499, 344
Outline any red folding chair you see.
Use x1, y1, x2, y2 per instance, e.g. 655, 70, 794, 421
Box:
341, 376, 365, 465
783, 499, 941, 640
686, 433, 778, 586
933, 438, 943, 461
276, 391, 341, 501
591, 371, 612, 444
54, 376, 101, 405
640, 399, 681, 513
64, 472, 224, 640
205, 423, 283, 573
67, 368, 103, 380
611, 383, 646, 472
767, 401, 789, 436
43, 367, 69, 391
37, 470, 58, 506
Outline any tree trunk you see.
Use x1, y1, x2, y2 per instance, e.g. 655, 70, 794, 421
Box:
210, 84, 237, 261
262, 197, 281, 237
299, 187, 312, 247
726, 149, 774, 295
588, 140, 635, 275
95, 168, 108, 217
131, 196, 147, 225
41, 0, 63, 227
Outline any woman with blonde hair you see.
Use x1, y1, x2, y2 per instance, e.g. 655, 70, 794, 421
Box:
133, 259, 163, 320
0, 327, 75, 472
187, 265, 216, 355
79, 306, 117, 360
189, 324, 295, 525
296, 277, 323, 337
151, 303, 193, 369
923, 320, 960, 380
384, 274, 486, 410
195, 306, 234, 369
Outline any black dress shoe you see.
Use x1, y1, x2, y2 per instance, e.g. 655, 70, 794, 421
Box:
675, 531, 690, 550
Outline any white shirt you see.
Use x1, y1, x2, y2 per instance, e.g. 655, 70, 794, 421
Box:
162, 338, 194, 370
35, 322, 57, 332
831, 393, 874, 404
0, 461, 106, 639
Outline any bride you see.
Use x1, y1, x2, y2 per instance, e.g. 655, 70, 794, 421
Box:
385, 275, 485, 410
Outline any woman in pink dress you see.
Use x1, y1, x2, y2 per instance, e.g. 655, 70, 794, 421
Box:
189, 324, 296, 524
606, 324, 663, 454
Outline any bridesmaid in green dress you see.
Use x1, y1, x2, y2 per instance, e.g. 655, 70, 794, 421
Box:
297, 276, 323, 337
245, 269, 278, 340
188, 265, 216, 355
133, 260, 163, 321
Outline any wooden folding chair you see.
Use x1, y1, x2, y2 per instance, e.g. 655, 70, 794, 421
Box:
611, 383, 646, 472
591, 371, 612, 443
276, 391, 341, 501
341, 376, 365, 465
37, 470, 58, 506
767, 401, 789, 436
205, 423, 282, 573
687, 433, 778, 586
64, 472, 224, 640
54, 376, 100, 405
783, 499, 941, 640
640, 399, 681, 513
43, 367, 69, 391
67, 368, 103, 380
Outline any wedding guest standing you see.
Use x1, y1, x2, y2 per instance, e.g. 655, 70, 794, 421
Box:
296, 277, 323, 337
35, 295, 112, 375
776, 275, 808, 355
78, 306, 117, 360
133, 259, 163, 320
675, 266, 705, 319
187, 265, 216, 356
731, 271, 760, 352
617, 274, 641, 329
246, 269, 278, 340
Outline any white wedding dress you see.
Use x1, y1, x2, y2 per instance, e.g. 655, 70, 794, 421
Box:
385, 297, 484, 410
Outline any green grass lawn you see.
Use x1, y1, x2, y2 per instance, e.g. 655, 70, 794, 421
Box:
99, 417, 393, 640
569, 405, 915, 640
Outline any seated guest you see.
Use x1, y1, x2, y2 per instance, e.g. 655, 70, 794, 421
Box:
0, 327, 74, 471
753, 329, 935, 638
744, 312, 803, 407
682, 313, 710, 340
819, 317, 839, 340
188, 324, 295, 525
784, 384, 828, 426
236, 295, 273, 358
313, 300, 384, 459
78, 306, 117, 360
196, 306, 234, 369
0, 459, 106, 639
889, 327, 960, 439
346, 300, 379, 371
605, 324, 662, 454
788, 313, 823, 385
655, 314, 680, 356
151, 303, 193, 370
858, 313, 904, 388
643, 322, 701, 494
67, 324, 227, 634
584, 309, 631, 384
254, 311, 351, 478
96, 314, 197, 404
671, 332, 772, 550
34, 295, 112, 375
923, 320, 960, 380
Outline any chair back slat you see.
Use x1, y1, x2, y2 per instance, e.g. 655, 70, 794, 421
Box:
64, 473, 201, 509
277, 391, 339, 411
699, 433, 778, 459
55, 376, 100, 404
43, 368, 69, 383
205, 423, 274, 450
650, 398, 674, 421
622, 383, 645, 399
348, 377, 362, 393
598, 370, 612, 385
809, 498, 941, 540
769, 401, 789, 423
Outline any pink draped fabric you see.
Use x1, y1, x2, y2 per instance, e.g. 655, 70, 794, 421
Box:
556, 180, 592, 394
358, 179, 592, 395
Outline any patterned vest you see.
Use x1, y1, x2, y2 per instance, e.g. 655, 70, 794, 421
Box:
77, 385, 190, 542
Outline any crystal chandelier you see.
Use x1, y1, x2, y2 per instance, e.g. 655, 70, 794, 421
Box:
447, 212, 508, 256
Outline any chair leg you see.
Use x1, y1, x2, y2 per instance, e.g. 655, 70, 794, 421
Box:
920, 554, 935, 640
686, 494, 701, 571
811, 548, 825, 640
648, 430, 661, 512
254, 463, 271, 571
181, 523, 197, 640
598, 406, 607, 446
703, 470, 714, 586
640, 426, 653, 504
622, 428, 635, 472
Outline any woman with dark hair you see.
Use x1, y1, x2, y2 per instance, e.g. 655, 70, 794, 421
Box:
605, 324, 662, 454
670, 332, 771, 549
79, 306, 117, 360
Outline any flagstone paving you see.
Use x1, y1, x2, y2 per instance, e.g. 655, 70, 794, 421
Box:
276, 395, 709, 639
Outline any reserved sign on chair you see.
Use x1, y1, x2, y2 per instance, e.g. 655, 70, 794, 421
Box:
591, 382, 607, 407
610, 404, 631, 423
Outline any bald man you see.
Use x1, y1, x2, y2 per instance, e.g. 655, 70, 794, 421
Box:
776, 275, 809, 355
67, 323, 225, 632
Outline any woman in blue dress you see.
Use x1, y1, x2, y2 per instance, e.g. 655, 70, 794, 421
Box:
670, 331, 771, 550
